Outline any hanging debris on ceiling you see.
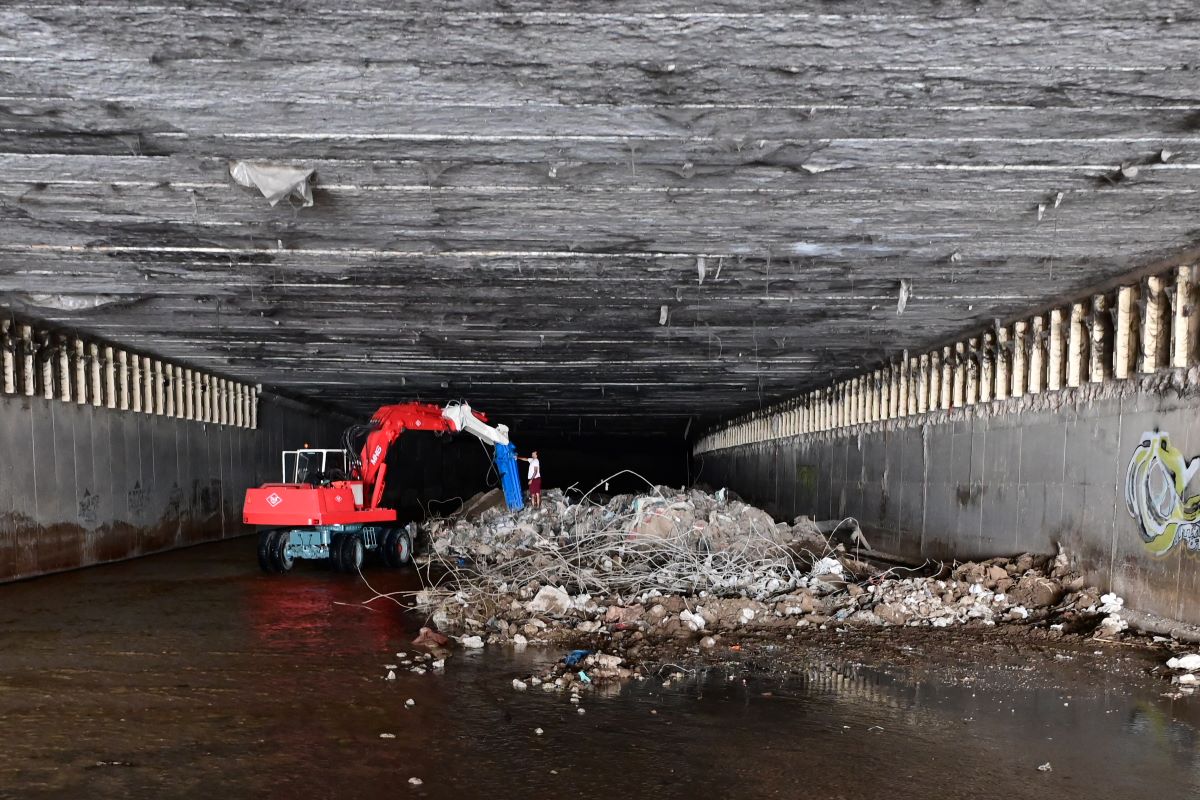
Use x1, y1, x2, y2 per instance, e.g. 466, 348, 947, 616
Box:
12, 293, 138, 311
696, 256, 706, 285
659, 305, 669, 326
897, 279, 912, 316
229, 161, 315, 207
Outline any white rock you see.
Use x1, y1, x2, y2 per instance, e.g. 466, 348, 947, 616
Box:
379, 733, 395, 739
513, 633, 528, 647
1167, 654, 1200, 672
513, 678, 528, 691
680, 609, 707, 631
409, 777, 423, 786
739, 607, 756, 623
431, 659, 445, 670
593, 653, 623, 670
405, 698, 416, 707
461, 635, 485, 649
577, 707, 586, 714
699, 636, 717, 649
1037, 762, 1052, 773
527, 585, 572, 615
813, 556, 845, 577
1098, 593, 1125, 614
1096, 614, 1128, 636
1178, 673, 1199, 686
535, 727, 544, 735
386, 670, 396, 680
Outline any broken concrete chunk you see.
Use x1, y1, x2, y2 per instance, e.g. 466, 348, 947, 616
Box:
1167, 654, 1200, 672
527, 586, 572, 616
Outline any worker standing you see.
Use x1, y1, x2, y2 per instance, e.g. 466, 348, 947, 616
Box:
518, 451, 542, 509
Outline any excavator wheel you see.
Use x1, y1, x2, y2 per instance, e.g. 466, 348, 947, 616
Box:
340, 534, 365, 574
379, 530, 397, 568
270, 530, 295, 573
381, 529, 412, 567
327, 533, 344, 571
256, 530, 276, 572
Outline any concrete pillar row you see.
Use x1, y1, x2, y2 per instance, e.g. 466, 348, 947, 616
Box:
58, 340, 71, 403
1067, 302, 1088, 388
21, 325, 34, 397
1029, 316, 1046, 394
1089, 294, 1111, 383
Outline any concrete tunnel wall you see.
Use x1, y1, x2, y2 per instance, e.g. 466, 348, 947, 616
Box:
697, 374, 1200, 626
0, 391, 345, 583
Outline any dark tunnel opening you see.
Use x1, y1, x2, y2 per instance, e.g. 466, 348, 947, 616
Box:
374, 430, 689, 522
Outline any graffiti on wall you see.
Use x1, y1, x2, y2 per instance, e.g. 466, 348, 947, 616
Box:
1126, 431, 1200, 555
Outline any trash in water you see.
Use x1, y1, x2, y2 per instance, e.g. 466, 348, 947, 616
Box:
564, 649, 592, 667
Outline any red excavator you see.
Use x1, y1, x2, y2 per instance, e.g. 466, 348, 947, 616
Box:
244, 401, 524, 574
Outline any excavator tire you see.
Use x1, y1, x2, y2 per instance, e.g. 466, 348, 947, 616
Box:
394, 529, 413, 565
340, 534, 365, 574
328, 533, 344, 571
379, 530, 397, 567
381, 529, 412, 567
270, 530, 295, 573
257, 530, 276, 572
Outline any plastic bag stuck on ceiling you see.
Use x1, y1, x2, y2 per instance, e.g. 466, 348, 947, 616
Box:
229, 161, 315, 207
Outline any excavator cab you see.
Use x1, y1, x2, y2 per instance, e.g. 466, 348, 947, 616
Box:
283, 448, 349, 486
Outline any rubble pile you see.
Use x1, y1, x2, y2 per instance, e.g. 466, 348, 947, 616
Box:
423, 487, 834, 601
411, 486, 1124, 655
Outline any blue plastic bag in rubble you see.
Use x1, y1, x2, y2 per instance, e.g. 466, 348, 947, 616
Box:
563, 649, 592, 667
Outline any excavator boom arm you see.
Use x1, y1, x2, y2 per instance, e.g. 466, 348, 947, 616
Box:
357, 401, 522, 511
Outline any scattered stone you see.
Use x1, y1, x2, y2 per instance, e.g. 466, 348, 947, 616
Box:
1037, 762, 1052, 773
460, 635, 484, 649
408, 777, 423, 786
513, 678, 528, 691
528, 586, 573, 615
405, 698, 416, 707
386, 670, 396, 681
1168, 654, 1200, 672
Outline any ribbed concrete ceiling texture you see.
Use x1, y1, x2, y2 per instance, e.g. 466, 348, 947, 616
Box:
2, 2, 1200, 436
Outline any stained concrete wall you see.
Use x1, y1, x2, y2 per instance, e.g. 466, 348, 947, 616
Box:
698, 374, 1200, 625
0, 391, 345, 582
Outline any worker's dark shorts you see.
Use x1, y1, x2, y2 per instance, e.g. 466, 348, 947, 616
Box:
530, 478, 542, 495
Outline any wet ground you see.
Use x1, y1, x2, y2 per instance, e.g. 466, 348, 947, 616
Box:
2, 538, 1200, 800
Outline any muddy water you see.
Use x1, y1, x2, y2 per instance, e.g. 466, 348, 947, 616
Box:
1, 538, 1199, 800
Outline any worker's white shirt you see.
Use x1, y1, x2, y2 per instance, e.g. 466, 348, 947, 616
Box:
527, 458, 540, 480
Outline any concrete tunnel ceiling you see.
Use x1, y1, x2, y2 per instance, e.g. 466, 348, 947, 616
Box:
2, 2, 1200, 437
